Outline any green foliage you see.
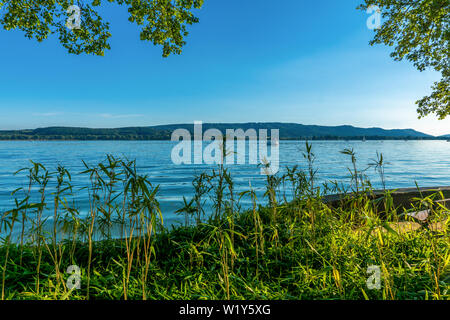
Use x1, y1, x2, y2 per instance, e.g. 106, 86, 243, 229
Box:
0, 0, 204, 57
0, 150, 449, 300
359, 0, 449, 119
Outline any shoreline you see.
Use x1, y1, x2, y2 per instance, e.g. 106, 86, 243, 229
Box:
0, 138, 449, 141
324, 186, 450, 210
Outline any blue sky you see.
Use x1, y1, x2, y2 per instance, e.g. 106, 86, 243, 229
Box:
0, 0, 448, 135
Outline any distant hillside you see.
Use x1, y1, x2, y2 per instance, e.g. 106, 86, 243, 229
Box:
440, 134, 450, 139
0, 123, 437, 140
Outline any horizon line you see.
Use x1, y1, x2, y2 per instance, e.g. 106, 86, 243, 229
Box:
1, 122, 448, 137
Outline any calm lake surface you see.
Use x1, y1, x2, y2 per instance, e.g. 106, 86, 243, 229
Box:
1, 140, 449, 226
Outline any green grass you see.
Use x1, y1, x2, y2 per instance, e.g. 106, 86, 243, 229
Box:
0, 147, 449, 300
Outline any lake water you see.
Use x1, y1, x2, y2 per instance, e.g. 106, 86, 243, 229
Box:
1, 140, 449, 226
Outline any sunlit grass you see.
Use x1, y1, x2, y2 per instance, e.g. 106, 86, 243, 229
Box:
0, 144, 448, 300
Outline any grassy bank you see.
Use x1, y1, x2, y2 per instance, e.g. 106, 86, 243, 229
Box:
0, 147, 449, 300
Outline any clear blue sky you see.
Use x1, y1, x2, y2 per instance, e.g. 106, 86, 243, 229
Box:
1, 0, 448, 135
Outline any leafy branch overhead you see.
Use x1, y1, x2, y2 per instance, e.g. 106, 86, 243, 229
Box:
359, 0, 449, 119
0, 0, 204, 57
